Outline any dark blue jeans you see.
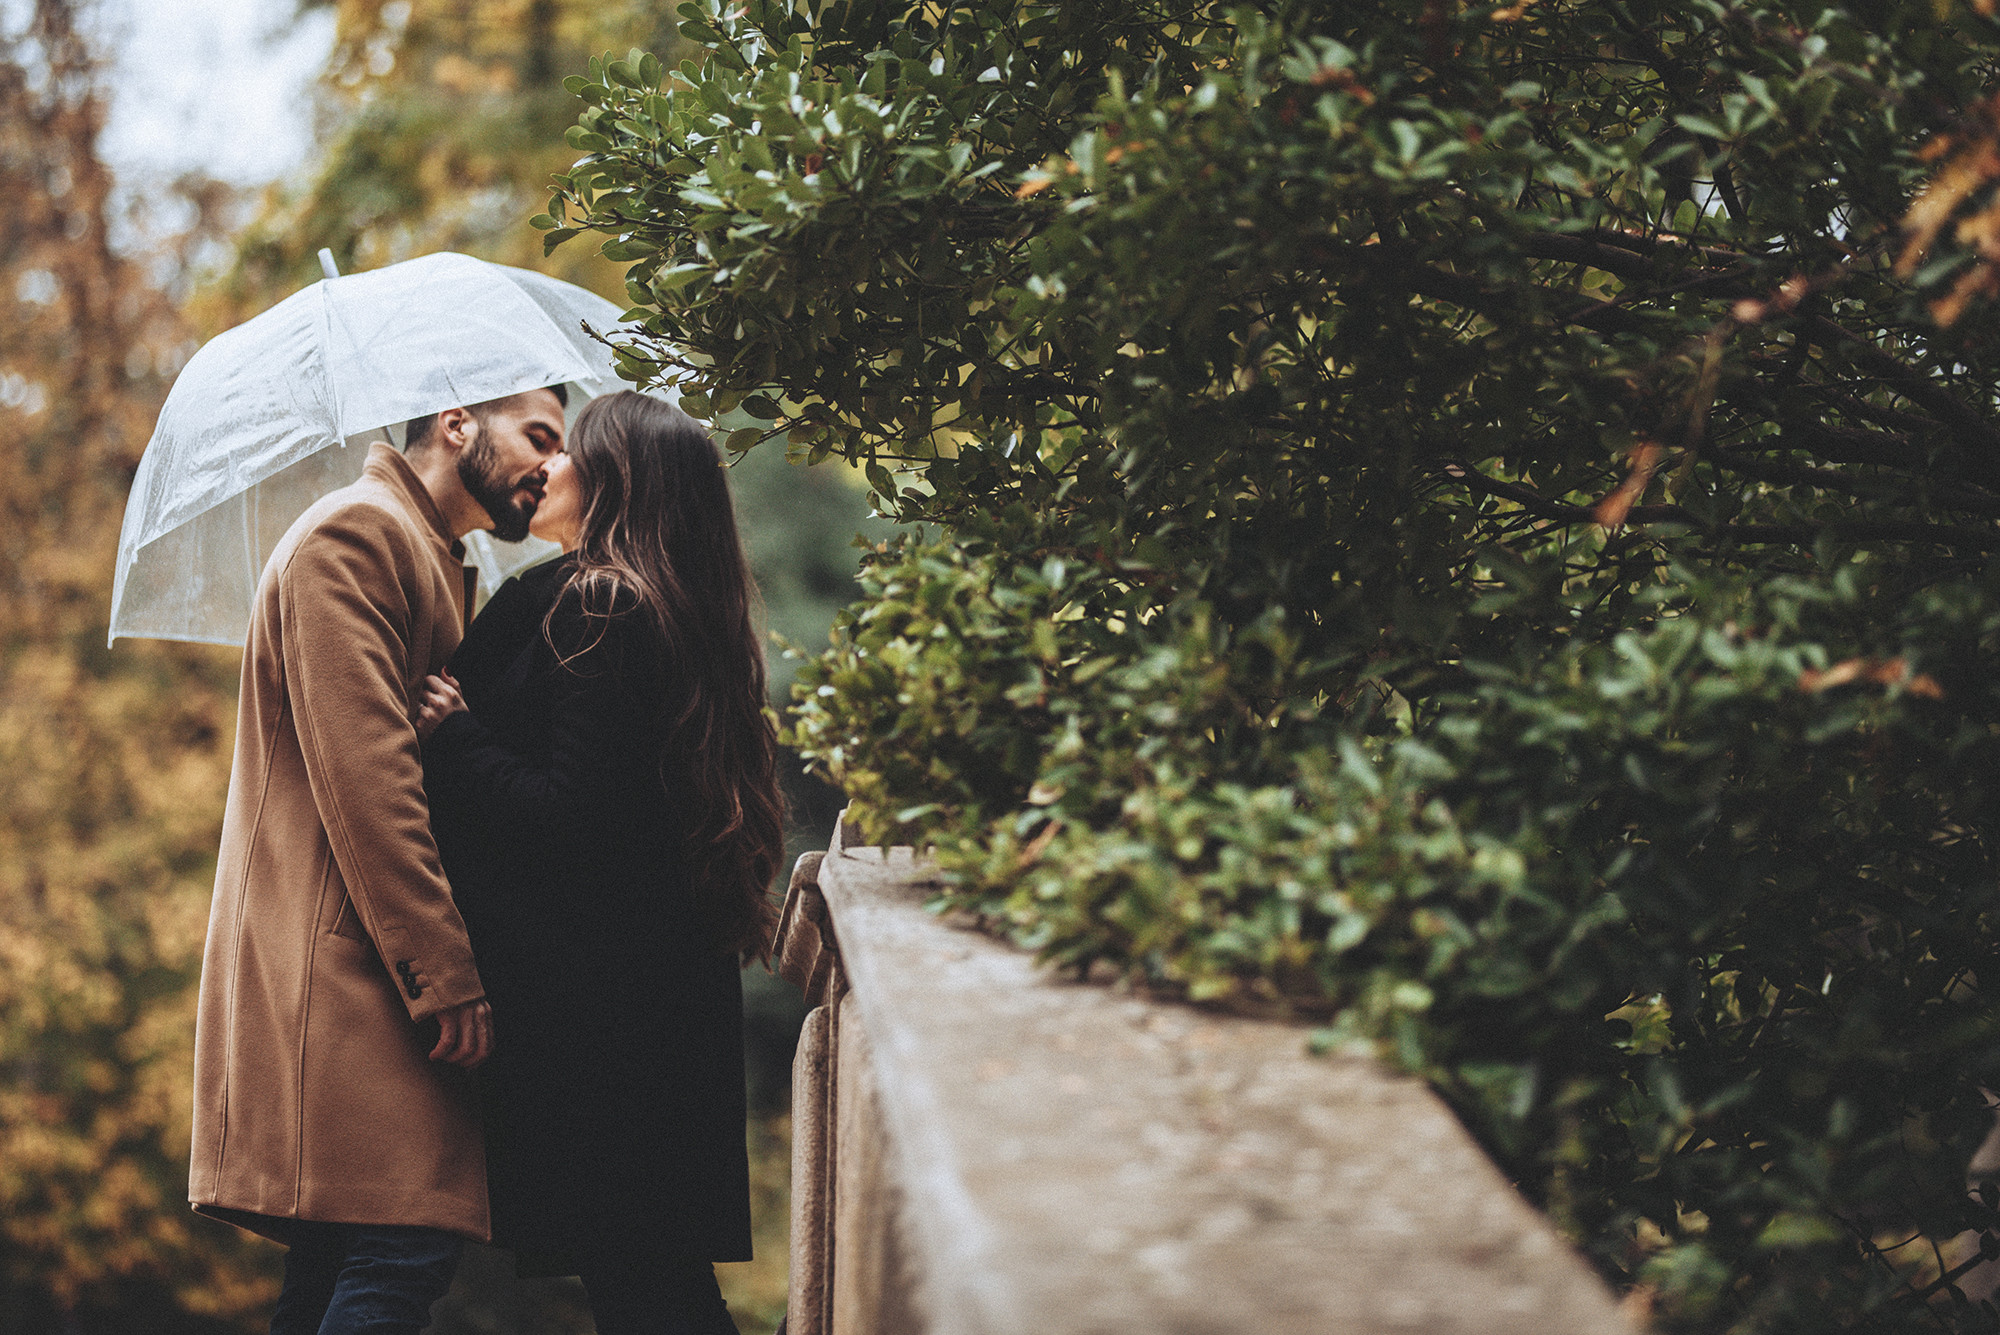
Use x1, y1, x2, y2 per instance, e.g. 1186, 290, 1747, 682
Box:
269, 1221, 462, 1335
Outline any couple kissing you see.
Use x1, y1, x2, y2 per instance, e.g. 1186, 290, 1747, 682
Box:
188, 385, 781, 1335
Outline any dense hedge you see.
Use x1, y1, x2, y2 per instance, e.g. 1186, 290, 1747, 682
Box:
543, 1, 2000, 1328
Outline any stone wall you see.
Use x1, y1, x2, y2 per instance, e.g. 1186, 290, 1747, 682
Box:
772, 823, 1646, 1335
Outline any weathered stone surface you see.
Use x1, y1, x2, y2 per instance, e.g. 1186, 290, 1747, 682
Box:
831, 992, 923, 1335
787, 1004, 834, 1335
814, 831, 1644, 1335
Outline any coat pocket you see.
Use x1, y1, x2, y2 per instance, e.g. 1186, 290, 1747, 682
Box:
330, 894, 368, 942
315, 849, 369, 943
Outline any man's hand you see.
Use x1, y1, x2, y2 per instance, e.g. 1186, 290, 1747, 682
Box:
429, 998, 494, 1068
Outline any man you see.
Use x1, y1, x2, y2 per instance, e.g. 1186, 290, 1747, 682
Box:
189, 386, 568, 1335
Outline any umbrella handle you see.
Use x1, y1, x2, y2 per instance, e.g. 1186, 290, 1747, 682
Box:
319, 249, 340, 282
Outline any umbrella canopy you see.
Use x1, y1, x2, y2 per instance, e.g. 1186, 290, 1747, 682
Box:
110, 251, 653, 646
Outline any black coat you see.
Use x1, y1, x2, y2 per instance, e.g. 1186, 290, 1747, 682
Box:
423, 555, 751, 1271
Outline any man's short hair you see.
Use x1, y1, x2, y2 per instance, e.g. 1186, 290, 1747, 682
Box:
403, 382, 570, 452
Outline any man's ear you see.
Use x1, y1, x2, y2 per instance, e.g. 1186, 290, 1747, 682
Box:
438, 407, 478, 452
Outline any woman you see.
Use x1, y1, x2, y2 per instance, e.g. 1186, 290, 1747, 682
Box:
415, 390, 783, 1335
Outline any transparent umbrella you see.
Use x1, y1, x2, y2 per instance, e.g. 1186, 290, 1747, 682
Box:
109, 250, 656, 646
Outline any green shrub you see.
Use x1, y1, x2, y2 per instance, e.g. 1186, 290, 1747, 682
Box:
544, 1, 2000, 1326
796, 537, 2000, 1325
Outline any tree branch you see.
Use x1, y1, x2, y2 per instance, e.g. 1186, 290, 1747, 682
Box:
1707, 447, 2000, 518
1522, 229, 1750, 271
1796, 315, 2000, 452
1440, 465, 2000, 548
1401, 263, 1654, 334
1782, 376, 1961, 445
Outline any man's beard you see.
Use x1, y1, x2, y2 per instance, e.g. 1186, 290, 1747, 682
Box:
458, 432, 537, 542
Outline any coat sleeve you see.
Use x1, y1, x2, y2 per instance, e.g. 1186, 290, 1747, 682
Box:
424, 598, 660, 847
280, 504, 484, 1021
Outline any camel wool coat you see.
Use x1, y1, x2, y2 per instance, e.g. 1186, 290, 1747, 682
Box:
190, 443, 491, 1243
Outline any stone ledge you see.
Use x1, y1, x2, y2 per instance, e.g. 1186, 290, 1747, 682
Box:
815, 829, 1645, 1335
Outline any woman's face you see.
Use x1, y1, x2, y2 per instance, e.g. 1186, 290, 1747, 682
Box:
528, 449, 584, 551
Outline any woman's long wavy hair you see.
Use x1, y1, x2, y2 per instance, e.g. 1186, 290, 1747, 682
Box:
551, 390, 783, 960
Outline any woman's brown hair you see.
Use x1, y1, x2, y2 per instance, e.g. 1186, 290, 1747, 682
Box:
552, 390, 783, 960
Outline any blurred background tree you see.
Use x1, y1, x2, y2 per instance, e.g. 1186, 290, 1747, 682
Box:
1, 0, 888, 1330
0, 2, 275, 1329
213, 0, 663, 303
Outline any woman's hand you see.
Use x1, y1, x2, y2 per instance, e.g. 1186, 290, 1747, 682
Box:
415, 670, 468, 740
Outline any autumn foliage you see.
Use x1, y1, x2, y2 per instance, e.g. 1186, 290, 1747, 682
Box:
0, 3, 275, 1325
